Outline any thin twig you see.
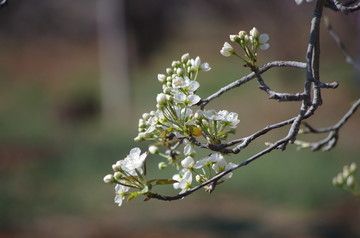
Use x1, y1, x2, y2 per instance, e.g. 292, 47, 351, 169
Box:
324, 16, 360, 71
325, 0, 360, 13
298, 99, 360, 151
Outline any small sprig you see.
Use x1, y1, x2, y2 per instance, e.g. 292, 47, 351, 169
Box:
221, 27, 270, 68
333, 163, 360, 197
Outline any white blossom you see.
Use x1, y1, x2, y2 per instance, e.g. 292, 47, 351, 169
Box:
194, 153, 222, 169
181, 156, 195, 169
114, 184, 130, 206
173, 92, 201, 106
220, 42, 234, 57
173, 170, 193, 193
119, 147, 147, 176
190, 56, 211, 72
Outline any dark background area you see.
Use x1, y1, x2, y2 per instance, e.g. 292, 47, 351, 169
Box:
0, 0, 359, 237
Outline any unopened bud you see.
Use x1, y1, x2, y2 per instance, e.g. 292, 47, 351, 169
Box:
181, 53, 190, 62
346, 175, 355, 188
158, 162, 167, 170
103, 174, 114, 184
349, 162, 357, 173
149, 145, 159, 154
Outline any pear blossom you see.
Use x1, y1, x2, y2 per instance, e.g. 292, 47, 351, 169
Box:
212, 156, 237, 179
183, 143, 195, 157
173, 92, 201, 106
190, 56, 211, 72
172, 76, 200, 92
203, 110, 240, 127
119, 147, 147, 176
114, 184, 130, 206
173, 170, 193, 193
194, 153, 222, 169
181, 156, 195, 169
220, 42, 234, 57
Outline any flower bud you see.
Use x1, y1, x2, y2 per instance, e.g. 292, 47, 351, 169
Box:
194, 56, 201, 67
336, 173, 344, 185
149, 145, 159, 154
346, 175, 355, 188
157, 74, 166, 83
142, 113, 151, 121
181, 53, 190, 62
172, 61, 180, 68
220, 42, 234, 57
176, 68, 183, 76
250, 27, 260, 38
158, 162, 167, 170
156, 93, 168, 105
114, 171, 122, 180
195, 174, 206, 183
166, 68, 173, 74
229, 34, 239, 42
103, 174, 114, 184
138, 119, 146, 127
238, 31, 247, 39
349, 162, 357, 173
343, 165, 350, 178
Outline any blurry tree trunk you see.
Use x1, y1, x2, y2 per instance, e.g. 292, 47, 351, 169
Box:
97, 0, 130, 127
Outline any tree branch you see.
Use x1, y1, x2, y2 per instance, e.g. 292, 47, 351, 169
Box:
199, 61, 306, 109
325, 0, 360, 13
324, 17, 360, 71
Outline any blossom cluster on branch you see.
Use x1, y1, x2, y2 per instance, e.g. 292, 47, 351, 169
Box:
103, 0, 360, 206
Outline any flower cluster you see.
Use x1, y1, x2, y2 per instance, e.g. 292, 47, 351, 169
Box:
103, 53, 244, 206
103, 148, 149, 206
134, 53, 239, 146
173, 152, 236, 194
333, 163, 358, 195
220, 27, 269, 67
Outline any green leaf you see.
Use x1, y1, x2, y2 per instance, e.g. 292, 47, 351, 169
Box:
217, 130, 228, 137
127, 192, 139, 201
154, 179, 178, 185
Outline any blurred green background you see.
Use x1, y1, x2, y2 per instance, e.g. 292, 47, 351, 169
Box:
0, 0, 359, 237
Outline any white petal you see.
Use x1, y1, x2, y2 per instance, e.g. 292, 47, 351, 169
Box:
259, 43, 270, 50
259, 34, 269, 44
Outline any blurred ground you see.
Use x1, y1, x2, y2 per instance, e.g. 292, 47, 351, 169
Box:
0, 0, 359, 237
